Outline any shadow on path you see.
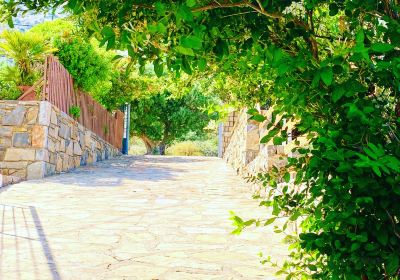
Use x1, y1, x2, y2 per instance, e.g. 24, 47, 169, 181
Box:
0, 204, 61, 280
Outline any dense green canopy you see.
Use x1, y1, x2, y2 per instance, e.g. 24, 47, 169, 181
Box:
3, 1, 400, 278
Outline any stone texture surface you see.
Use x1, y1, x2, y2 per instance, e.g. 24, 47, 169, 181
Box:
12, 132, 31, 147
0, 101, 120, 187
0, 156, 286, 280
222, 108, 289, 177
2, 105, 26, 125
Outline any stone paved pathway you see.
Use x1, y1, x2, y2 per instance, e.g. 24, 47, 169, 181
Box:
0, 156, 287, 280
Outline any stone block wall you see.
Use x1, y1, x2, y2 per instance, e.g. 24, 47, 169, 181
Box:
221, 108, 290, 176
0, 101, 120, 187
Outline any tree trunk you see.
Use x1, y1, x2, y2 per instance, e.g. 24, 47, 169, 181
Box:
140, 135, 157, 155
159, 144, 166, 155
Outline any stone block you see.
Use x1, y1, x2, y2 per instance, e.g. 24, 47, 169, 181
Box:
62, 156, 69, 171
32, 125, 48, 148
78, 131, 85, 147
12, 132, 30, 147
9, 169, 27, 179
59, 139, 66, 152
66, 141, 73, 156
48, 126, 59, 138
2, 106, 26, 126
59, 122, 71, 139
39, 101, 52, 126
50, 109, 58, 125
49, 152, 56, 165
48, 138, 56, 153
4, 148, 35, 161
74, 142, 82, 156
27, 162, 45, 180
25, 106, 39, 124
0, 127, 12, 137
85, 131, 92, 147
45, 163, 56, 176
0, 137, 11, 148
0, 161, 28, 169
36, 149, 49, 162
73, 157, 80, 168
56, 155, 63, 173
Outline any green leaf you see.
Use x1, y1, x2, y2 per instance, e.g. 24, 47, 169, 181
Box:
386, 254, 399, 274
153, 59, 164, 77
376, 228, 388, 245
7, 18, 14, 28
350, 242, 361, 252
181, 57, 192, 75
332, 87, 345, 103
264, 217, 276, 226
283, 172, 290, 183
198, 58, 207, 71
176, 46, 195, 56
127, 45, 135, 58
155, 2, 166, 16
289, 211, 301, 221
250, 114, 266, 122
320, 67, 333, 86
356, 29, 364, 44
181, 35, 202, 50
186, 0, 196, 7
68, 0, 78, 10
273, 136, 285, 145
371, 43, 394, 53
100, 26, 116, 50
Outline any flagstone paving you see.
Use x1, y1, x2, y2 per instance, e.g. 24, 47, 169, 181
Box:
0, 156, 287, 280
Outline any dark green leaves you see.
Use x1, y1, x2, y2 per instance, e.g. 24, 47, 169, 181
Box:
153, 59, 164, 77
100, 26, 115, 50
370, 43, 394, 53
320, 67, 333, 86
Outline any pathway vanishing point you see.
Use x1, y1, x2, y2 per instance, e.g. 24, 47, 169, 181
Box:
0, 156, 286, 280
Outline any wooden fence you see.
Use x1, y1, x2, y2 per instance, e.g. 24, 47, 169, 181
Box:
19, 56, 124, 150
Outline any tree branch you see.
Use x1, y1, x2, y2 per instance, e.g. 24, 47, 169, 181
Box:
192, 1, 282, 19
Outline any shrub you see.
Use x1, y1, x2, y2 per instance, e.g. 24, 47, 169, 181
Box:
0, 80, 21, 100
166, 141, 203, 156
68, 105, 81, 119
54, 37, 113, 95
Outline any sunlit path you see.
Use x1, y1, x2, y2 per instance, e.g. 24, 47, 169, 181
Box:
0, 156, 286, 279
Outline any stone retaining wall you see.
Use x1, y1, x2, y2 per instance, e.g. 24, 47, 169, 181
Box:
0, 101, 120, 187
222, 108, 290, 176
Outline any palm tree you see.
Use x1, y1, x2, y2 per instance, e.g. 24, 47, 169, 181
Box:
0, 30, 55, 85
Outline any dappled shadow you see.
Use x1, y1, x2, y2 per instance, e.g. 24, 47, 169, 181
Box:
0, 204, 61, 280
38, 155, 197, 188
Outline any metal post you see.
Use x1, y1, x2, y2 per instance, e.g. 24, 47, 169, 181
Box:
122, 103, 131, 155
218, 122, 223, 158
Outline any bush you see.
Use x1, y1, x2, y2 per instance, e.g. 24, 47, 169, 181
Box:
54, 37, 113, 96
166, 139, 218, 157
166, 141, 203, 156
0, 72, 21, 100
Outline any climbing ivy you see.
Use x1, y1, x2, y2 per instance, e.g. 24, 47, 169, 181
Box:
4, 0, 400, 278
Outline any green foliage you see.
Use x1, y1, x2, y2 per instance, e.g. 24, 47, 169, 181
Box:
68, 105, 81, 119
54, 36, 113, 95
130, 89, 212, 153
0, 30, 55, 85
28, 19, 75, 42
0, 78, 21, 100
8, 0, 400, 278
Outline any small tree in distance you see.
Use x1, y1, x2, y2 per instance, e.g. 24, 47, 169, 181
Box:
130, 89, 212, 155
